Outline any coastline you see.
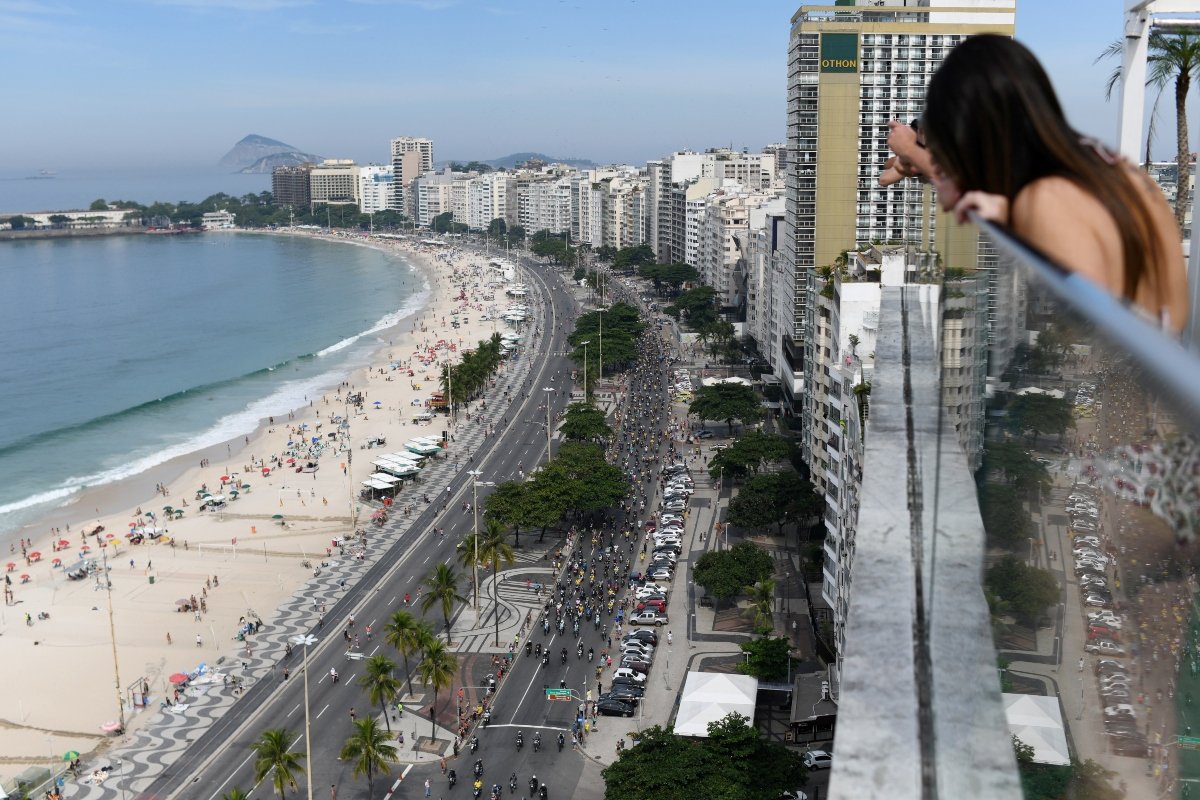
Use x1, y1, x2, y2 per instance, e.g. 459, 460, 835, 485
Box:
0, 230, 514, 776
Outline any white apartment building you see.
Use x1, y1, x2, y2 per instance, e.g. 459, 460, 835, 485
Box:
412, 169, 459, 227
518, 176, 573, 235
683, 178, 720, 267
390, 136, 434, 215
601, 174, 648, 250
744, 198, 787, 371
467, 172, 511, 230
309, 159, 359, 205
356, 165, 394, 215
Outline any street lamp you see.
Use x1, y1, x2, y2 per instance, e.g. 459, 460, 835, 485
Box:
465, 470, 494, 622
580, 340, 591, 399
290, 634, 318, 800
542, 387, 555, 464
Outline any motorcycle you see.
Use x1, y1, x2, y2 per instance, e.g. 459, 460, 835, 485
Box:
538, 785, 548, 800
533, 734, 541, 752
587, 648, 594, 662
529, 777, 539, 794
516, 733, 524, 751
482, 710, 492, 727
557, 733, 565, 752
473, 759, 484, 778
329, 669, 339, 684
448, 771, 457, 788
560, 648, 567, 665
472, 779, 483, 798
525, 641, 533, 656
541, 653, 549, 668
470, 736, 479, 753
509, 774, 517, 794
576, 644, 583, 659
535, 642, 542, 658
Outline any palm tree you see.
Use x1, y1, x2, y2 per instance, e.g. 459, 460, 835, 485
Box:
222, 790, 250, 800
743, 579, 776, 635
456, 531, 482, 606
416, 638, 460, 741
359, 654, 401, 733
479, 516, 516, 646
339, 717, 398, 800
250, 728, 304, 798
383, 610, 433, 698
1100, 32, 1200, 228
421, 563, 466, 644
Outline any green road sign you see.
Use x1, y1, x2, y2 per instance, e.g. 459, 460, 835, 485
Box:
545, 688, 572, 701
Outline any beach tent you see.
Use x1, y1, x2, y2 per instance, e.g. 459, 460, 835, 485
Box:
1003, 693, 1070, 766
673, 672, 758, 738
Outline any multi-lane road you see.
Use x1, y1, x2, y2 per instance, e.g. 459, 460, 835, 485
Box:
136, 253, 608, 800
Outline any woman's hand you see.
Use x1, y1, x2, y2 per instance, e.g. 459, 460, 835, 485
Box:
953, 190, 1008, 225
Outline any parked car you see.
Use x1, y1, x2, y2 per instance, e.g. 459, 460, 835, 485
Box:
602, 683, 645, 701
1084, 593, 1112, 608
619, 657, 651, 674
596, 698, 636, 717
1087, 625, 1120, 641
611, 667, 648, 684
647, 567, 673, 581
629, 611, 668, 626
1088, 612, 1122, 628
1085, 640, 1126, 657
634, 585, 668, 600
664, 500, 687, 512
1095, 659, 1126, 677
801, 750, 833, 770
624, 630, 659, 646
695, 430, 715, 439
1104, 704, 1137, 718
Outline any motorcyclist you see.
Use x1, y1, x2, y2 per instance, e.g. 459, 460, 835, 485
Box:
509, 773, 517, 793
329, 668, 339, 683
516, 730, 524, 749
541, 653, 549, 668
538, 785, 548, 800
529, 776, 539, 793
448, 770, 457, 787
588, 647, 594, 662
533, 731, 541, 751
560, 647, 567, 664
557, 732, 565, 751
576, 643, 583, 658
470, 735, 479, 752
472, 778, 483, 797
473, 758, 484, 776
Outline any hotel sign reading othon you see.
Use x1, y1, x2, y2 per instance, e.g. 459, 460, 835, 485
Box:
820, 33, 859, 73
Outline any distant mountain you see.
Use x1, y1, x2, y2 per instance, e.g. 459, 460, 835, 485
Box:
482, 152, 597, 170
218, 134, 321, 174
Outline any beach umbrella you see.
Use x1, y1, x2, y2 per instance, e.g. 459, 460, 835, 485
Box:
373, 400, 382, 406
240, 483, 251, 490
261, 467, 270, 475
58, 538, 70, 548
19, 574, 29, 582
129, 522, 137, 528
80, 546, 90, 553
163, 506, 173, 512
28, 551, 40, 560
4, 562, 12, 571
100, 720, 121, 733
271, 514, 284, 520
168, 673, 189, 684
105, 533, 115, 540
63, 750, 80, 761
175, 599, 189, 606
219, 475, 229, 481
51, 558, 61, 567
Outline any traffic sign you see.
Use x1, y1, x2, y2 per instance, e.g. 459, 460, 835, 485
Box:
545, 689, 572, 702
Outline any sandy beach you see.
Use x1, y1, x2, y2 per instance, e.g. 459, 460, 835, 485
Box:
0, 231, 525, 776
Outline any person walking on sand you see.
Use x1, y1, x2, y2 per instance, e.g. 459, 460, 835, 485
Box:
196, 634, 202, 647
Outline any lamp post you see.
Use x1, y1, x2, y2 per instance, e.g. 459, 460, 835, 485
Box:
542, 387, 555, 464
290, 634, 318, 800
465, 470, 493, 622
597, 307, 605, 397
580, 340, 591, 399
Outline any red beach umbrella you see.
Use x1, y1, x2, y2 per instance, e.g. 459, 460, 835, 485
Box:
80, 545, 90, 553
168, 673, 189, 684
5, 562, 14, 571
105, 533, 115, 540
28, 551, 41, 560
19, 574, 30, 582
58, 539, 70, 548
51, 558, 61, 567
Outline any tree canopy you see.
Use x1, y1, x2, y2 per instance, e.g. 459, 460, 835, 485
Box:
689, 383, 763, 435
984, 441, 1052, 499
559, 402, 612, 444
986, 556, 1060, 623
693, 541, 774, 609
979, 483, 1035, 551
1004, 394, 1074, 441
708, 431, 795, 481
602, 715, 806, 800
568, 302, 645, 382
739, 636, 792, 681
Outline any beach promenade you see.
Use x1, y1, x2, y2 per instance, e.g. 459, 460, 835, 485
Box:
0, 232, 540, 791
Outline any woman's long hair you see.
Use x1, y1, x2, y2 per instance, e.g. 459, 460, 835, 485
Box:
922, 34, 1164, 300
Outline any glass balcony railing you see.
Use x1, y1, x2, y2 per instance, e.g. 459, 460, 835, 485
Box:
829, 216, 1200, 799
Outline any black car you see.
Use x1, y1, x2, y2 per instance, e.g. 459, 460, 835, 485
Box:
597, 698, 636, 717
624, 630, 658, 646
611, 675, 645, 690
603, 683, 645, 701
599, 691, 640, 707
619, 657, 651, 674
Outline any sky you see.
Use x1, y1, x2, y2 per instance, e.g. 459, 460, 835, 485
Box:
0, 0, 1189, 172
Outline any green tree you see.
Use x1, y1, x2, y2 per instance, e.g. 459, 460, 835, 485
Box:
250, 728, 305, 797
689, 383, 763, 436
559, 402, 612, 443
222, 790, 250, 800
693, 541, 773, 611
743, 579, 776, 634
4, 215, 35, 230
416, 638, 459, 741
979, 484, 1035, 550
89, 198, 109, 211
47, 214, 71, 228
1004, 394, 1074, 442
479, 516, 516, 646
1101, 32, 1200, 229
1013, 734, 1035, 765
484, 480, 528, 547
986, 557, 1060, 624
985, 441, 1052, 499
421, 563, 466, 643
738, 636, 792, 681
487, 217, 507, 237
383, 610, 431, 699
339, 717, 398, 800
358, 654, 401, 733
726, 476, 780, 531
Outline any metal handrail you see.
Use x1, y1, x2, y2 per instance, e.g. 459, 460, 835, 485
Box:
971, 213, 1200, 434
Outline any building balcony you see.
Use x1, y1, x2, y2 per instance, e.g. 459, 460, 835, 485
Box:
828, 217, 1200, 799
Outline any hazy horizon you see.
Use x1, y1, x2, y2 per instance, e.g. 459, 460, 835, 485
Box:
2, 0, 1194, 173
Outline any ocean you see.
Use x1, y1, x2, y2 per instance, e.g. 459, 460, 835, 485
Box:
0, 168, 270, 214
0, 232, 427, 537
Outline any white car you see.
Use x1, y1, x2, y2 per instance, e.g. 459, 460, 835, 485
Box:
611, 667, 647, 684
1088, 612, 1122, 628
801, 750, 833, 770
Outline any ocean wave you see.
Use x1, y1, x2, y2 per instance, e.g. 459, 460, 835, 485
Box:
316, 287, 431, 357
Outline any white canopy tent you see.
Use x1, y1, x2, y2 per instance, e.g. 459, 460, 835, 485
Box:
673, 672, 758, 738
1003, 693, 1070, 766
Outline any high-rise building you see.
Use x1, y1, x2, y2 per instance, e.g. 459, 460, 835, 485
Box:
309, 159, 359, 206
412, 168, 459, 227
356, 165, 394, 215
271, 164, 314, 209
390, 137, 434, 215
785, 0, 1016, 471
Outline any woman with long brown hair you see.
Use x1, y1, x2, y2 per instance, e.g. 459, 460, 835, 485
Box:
886, 34, 1188, 331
